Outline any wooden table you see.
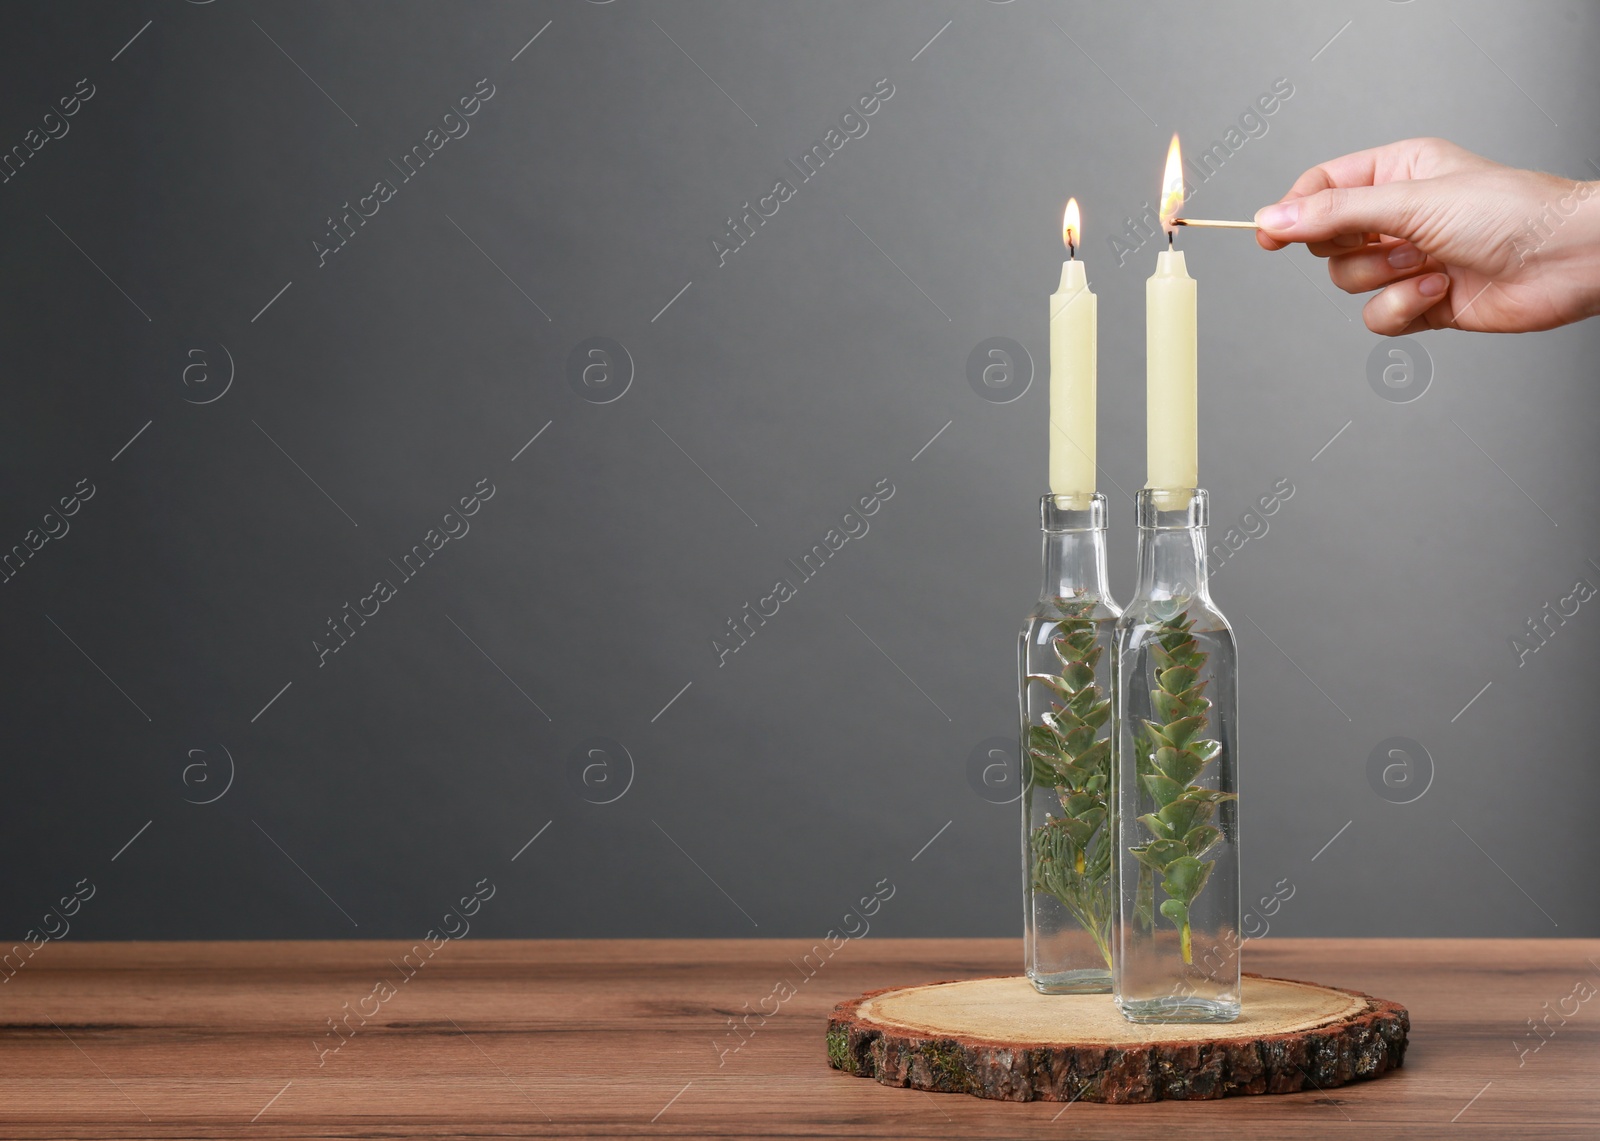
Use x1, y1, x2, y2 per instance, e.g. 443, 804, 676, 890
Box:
1, 938, 1594, 1138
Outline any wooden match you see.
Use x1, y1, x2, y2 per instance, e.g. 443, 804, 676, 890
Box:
1171, 218, 1260, 229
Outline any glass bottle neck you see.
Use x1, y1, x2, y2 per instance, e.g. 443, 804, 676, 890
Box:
1037, 493, 1111, 602
1131, 488, 1212, 603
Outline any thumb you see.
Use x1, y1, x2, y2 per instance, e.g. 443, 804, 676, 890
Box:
1255, 182, 1430, 243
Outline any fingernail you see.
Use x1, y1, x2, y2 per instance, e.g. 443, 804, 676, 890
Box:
1417, 273, 1447, 297
1387, 245, 1424, 269
1333, 233, 1364, 248
1255, 201, 1299, 230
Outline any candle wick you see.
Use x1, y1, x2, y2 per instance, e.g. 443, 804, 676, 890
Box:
1167, 230, 1174, 250
1068, 240, 1075, 260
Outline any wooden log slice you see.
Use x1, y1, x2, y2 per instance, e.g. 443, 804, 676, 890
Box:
827, 973, 1408, 1104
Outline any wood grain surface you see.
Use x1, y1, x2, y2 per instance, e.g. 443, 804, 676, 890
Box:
828, 974, 1408, 1102
0, 938, 1594, 1139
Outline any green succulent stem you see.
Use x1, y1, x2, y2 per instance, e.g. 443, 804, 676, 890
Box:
1026, 599, 1114, 971
1127, 607, 1235, 964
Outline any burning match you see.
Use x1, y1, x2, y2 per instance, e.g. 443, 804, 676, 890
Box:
1171, 218, 1260, 230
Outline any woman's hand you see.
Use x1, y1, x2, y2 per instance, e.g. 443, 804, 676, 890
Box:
1254, 137, 1600, 335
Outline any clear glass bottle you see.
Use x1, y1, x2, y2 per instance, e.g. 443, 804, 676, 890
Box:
1020, 492, 1120, 993
1113, 488, 1240, 1022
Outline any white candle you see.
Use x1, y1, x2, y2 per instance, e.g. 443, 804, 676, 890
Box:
1049, 198, 1097, 503
1146, 248, 1197, 490
1147, 135, 1197, 492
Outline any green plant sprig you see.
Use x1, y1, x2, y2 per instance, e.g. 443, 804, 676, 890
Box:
1026, 600, 1114, 970
1127, 608, 1235, 964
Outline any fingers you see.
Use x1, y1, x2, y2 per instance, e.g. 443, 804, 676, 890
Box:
1253, 139, 1496, 253
1281, 139, 1456, 201
1255, 182, 1428, 246
1279, 139, 1489, 202
1326, 242, 1444, 294
1256, 217, 1314, 251
1306, 232, 1377, 257
1270, 231, 1394, 257
1362, 272, 1451, 336
1256, 150, 1399, 248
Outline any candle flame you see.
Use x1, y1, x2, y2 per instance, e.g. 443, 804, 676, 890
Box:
1063, 198, 1081, 252
1159, 134, 1184, 232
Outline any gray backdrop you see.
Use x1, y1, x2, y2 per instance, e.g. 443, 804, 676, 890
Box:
2, 0, 1596, 944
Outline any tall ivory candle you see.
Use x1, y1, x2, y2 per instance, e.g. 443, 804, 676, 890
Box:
1146, 248, 1197, 490
1049, 201, 1096, 502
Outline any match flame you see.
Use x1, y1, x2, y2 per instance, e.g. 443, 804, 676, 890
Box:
1063, 198, 1081, 252
1159, 134, 1184, 232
